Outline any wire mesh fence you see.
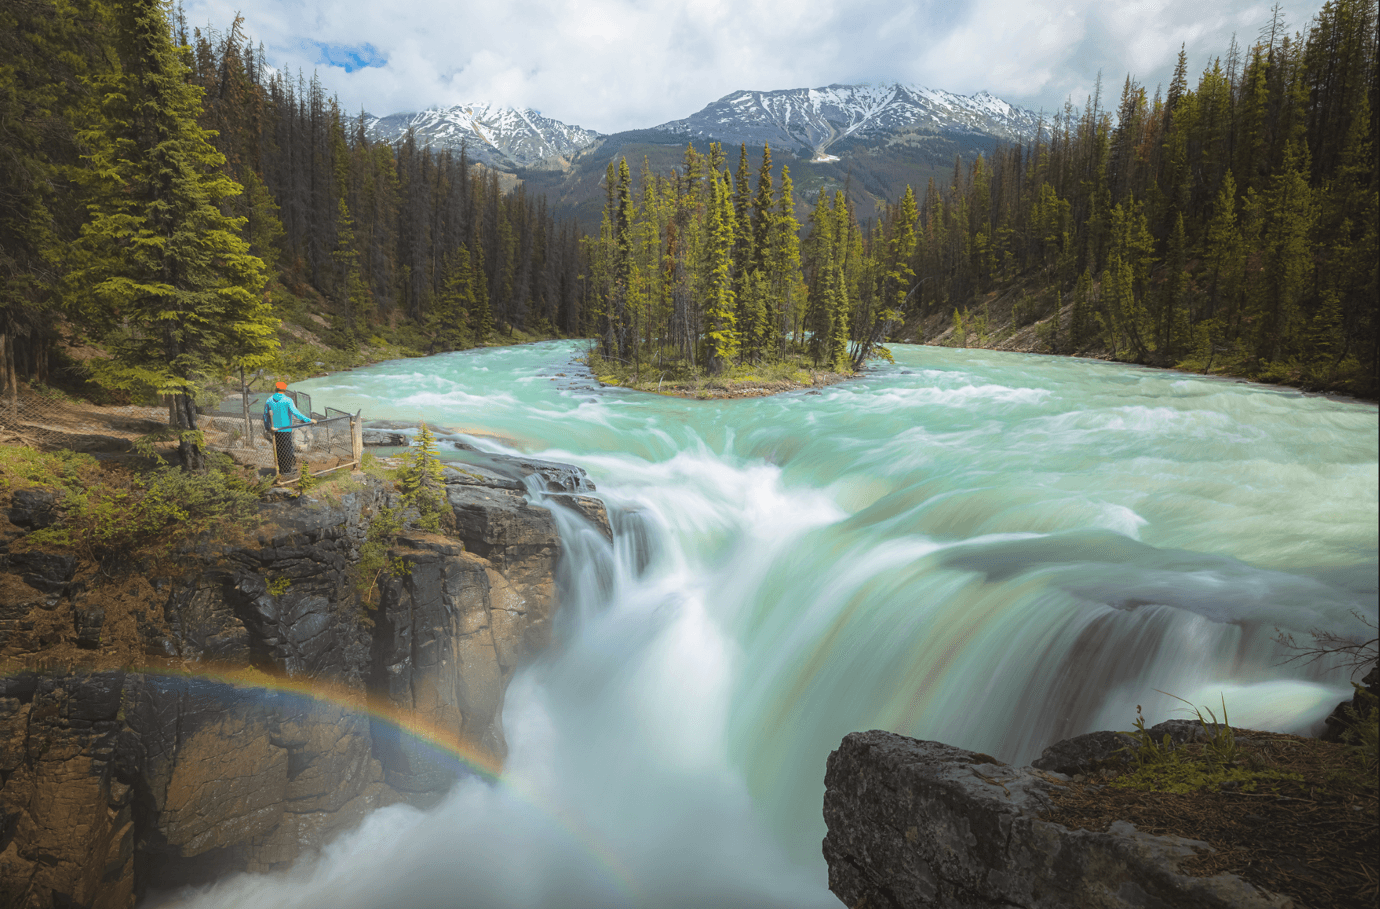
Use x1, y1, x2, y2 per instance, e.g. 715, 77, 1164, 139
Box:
201, 391, 359, 479
0, 385, 361, 482
0, 387, 169, 453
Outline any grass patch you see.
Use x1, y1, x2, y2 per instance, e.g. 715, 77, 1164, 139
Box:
3, 447, 268, 566
1043, 693, 1378, 909
1108, 695, 1306, 795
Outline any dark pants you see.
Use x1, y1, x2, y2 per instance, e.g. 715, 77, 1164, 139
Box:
273, 430, 296, 472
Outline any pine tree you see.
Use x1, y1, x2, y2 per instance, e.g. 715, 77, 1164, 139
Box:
827, 252, 851, 371
771, 167, 804, 348
77, 0, 276, 470
470, 243, 493, 343
430, 245, 474, 351
1257, 141, 1317, 364
738, 268, 768, 364
703, 171, 738, 373
1157, 212, 1192, 364
329, 198, 370, 345
1070, 269, 1093, 350
1203, 171, 1243, 320
751, 145, 774, 275
853, 185, 917, 369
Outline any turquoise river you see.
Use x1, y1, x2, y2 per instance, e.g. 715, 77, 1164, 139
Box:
176, 340, 1378, 909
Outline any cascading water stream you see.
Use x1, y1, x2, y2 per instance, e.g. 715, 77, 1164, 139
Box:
170, 341, 1377, 907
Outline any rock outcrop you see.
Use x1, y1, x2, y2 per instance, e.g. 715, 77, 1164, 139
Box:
823, 729, 1294, 909
1320, 663, 1379, 742
0, 457, 610, 908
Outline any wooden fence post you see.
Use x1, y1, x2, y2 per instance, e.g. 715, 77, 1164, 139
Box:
350, 413, 363, 468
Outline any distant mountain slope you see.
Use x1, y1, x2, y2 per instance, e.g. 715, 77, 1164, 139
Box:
364, 104, 604, 170
651, 83, 1041, 158
366, 84, 1043, 231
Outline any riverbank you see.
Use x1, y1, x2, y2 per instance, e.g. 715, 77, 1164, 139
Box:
906, 281, 1379, 403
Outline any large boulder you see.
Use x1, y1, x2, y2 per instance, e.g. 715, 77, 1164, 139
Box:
823, 729, 1293, 909
1321, 663, 1379, 743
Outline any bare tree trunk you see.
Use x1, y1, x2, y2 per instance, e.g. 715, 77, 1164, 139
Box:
240, 367, 254, 448
172, 390, 204, 471
0, 329, 14, 408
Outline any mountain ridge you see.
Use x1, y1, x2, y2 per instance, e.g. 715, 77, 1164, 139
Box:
363, 82, 1042, 171
649, 83, 1042, 158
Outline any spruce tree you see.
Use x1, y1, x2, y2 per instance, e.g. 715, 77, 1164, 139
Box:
703, 172, 738, 374
1258, 142, 1317, 364
751, 145, 774, 275
827, 253, 851, 371
768, 166, 802, 351
76, 0, 276, 470
430, 246, 474, 352
470, 243, 494, 343
1157, 212, 1192, 364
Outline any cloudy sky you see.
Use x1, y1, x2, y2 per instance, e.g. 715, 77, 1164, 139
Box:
179, 0, 1326, 134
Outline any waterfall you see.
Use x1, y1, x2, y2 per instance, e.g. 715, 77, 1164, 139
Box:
167, 341, 1376, 907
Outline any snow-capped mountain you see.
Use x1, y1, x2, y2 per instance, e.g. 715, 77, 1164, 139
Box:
364, 103, 604, 170
652, 83, 1041, 157
363, 84, 1041, 185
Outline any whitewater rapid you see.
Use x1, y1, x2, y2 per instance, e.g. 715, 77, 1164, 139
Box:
168, 342, 1377, 908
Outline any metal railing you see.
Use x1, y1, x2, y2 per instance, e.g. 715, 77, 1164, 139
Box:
203, 392, 361, 481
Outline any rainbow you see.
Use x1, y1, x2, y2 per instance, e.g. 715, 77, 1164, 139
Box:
3, 662, 639, 903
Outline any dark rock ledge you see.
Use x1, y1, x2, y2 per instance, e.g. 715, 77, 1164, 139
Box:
823, 729, 1294, 909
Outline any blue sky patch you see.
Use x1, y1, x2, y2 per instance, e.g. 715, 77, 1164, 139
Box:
311, 42, 387, 73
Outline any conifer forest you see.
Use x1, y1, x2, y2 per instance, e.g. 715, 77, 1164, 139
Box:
1, 0, 581, 416
586, 0, 1378, 395
1, 0, 1377, 401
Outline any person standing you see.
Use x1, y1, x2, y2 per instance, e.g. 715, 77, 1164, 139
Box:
263, 381, 313, 474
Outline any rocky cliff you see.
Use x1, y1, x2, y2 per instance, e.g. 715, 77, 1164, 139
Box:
0, 458, 610, 908
822, 729, 1297, 909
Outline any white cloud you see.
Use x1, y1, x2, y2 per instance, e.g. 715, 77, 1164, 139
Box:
179, 0, 1328, 132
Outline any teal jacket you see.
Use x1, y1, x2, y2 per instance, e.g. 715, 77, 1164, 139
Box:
264, 393, 310, 432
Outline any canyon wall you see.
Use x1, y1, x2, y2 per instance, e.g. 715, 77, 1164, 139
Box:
0, 462, 608, 908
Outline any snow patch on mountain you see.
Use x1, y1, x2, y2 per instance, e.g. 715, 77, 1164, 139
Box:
653, 83, 1041, 156
364, 103, 604, 169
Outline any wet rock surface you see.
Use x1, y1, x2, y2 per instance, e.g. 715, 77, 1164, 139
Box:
547, 494, 613, 543
0, 454, 606, 908
823, 729, 1294, 909
1321, 664, 1379, 743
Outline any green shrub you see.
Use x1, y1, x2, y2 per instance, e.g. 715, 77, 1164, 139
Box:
21, 452, 265, 563
356, 504, 406, 604
0, 447, 98, 493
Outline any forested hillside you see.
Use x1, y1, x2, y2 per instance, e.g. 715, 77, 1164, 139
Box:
902, 0, 1378, 395
588, 0, 1377, 396
0, 0, 583, 412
